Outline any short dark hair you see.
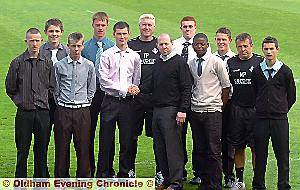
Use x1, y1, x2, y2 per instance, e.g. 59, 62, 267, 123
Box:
216, 27, 231, 38
113, 21, 130, 33
68, 32, 84, 44
45, 18, 63, 31
262, 36, 279, 49
92, 11, 109, 24
193, 33, 208, 44
26, 28, 40, 38
235, 32, 252, 44
180, 16, 197, 26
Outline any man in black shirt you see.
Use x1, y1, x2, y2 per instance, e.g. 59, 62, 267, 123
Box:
252, 36, 296, 190
5, 28, 55, 177
227, 33, 264, 190
145, 33, 192, 190
127, 14, 161, 179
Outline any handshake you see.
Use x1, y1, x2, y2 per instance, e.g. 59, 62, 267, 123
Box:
127, 85, 140, 96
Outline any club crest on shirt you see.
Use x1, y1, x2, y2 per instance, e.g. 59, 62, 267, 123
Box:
152, 48, 158, 54
249, 66, 254, 72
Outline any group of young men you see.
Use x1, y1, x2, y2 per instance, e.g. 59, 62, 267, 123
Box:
5, 11, 296, 190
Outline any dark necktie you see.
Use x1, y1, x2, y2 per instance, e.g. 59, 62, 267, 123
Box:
220, 54, 228, 61
197, 58, 204, 76
181, 41, 191, 63
267, 68, 274, 80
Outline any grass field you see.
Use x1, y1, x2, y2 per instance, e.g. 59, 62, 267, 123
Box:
0, 0, 299, 189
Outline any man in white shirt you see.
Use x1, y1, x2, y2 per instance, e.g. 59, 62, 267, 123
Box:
213, 27, 236, 188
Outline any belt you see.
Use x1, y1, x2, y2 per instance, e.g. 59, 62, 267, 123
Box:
58, 102, 90, 109
105, 94, 134, 101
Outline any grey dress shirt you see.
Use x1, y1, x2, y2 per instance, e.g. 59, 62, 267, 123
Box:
54, 56, 96, 105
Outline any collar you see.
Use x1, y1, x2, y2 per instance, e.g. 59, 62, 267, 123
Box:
43, 42, 64, 50
180, 36, 194, 45
92, 36, 108, 46
112, 45, 130, 54
215, 49, 234, 57
67, 55, 83, 64
23, 49, 44, 61
160, 50, 177, 61
260, 59, 282, 72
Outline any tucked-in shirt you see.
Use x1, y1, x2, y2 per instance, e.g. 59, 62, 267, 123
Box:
260, 59, 283, 80
188, 51, 231, 112
40, 42, 69, 65
99, 45, 141, 97
54, 56, 96, 105
5, 49, 55, 110
82, 37, 115, 89
173, 36, 212, 63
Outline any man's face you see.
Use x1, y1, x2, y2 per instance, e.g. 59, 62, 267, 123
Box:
215, 33, 232, 52
157, 35, 172, 56
113, 28, 130, 47
180, 21, 196, 40
26, 33, 43, 54
236, 38, 253, 60
193, 37, 209, 58
262, 43, 279, 62
92, 19, 108, 40
45, 25, 63, 45
68, 38, 84, 60
139, 18, 155, 39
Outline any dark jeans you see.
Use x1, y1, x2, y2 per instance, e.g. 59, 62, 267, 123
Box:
152, 106, 183, 188
96, 95, 135, 177
190, 111, 222, 190
15, 108, 50, 178
54, 106, 91, 178
222, 101, 235, 181
252, 118, 291, 190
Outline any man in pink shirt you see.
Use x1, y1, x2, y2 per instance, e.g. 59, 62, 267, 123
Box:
96, 21, 141, 178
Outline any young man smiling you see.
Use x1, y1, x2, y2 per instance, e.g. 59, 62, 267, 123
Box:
213, 27, 236, 188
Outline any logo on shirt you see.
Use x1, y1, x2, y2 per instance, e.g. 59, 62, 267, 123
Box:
249, 66, 254, 72
233, 69, 240, 72
240, 72, 247, 77
134, 50, 142, 53
152, 48, 158, 54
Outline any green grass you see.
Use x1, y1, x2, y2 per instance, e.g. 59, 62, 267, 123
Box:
0, 0, 299, 189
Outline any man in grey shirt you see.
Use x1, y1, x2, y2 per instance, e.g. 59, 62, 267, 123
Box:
54, 32, 96, 177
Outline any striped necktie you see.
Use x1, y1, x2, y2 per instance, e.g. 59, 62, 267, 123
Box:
267, 68, 274, 80
95, 41, 103, 77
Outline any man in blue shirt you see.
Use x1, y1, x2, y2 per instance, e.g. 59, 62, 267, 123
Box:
82, 11, 114, 177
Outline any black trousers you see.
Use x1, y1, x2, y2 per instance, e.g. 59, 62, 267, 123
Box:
252, 118, 291, 190
131, 93, 160, 172
152, 106, 183, 187
54, 106, 91, 178
96, 95, 135, 177
222, 101, 235, 181
89, 89, 114, 177
190, 111, 222, 190
15, 108, 50, 178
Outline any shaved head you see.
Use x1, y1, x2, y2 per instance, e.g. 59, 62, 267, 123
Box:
157, 33, 173, 56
